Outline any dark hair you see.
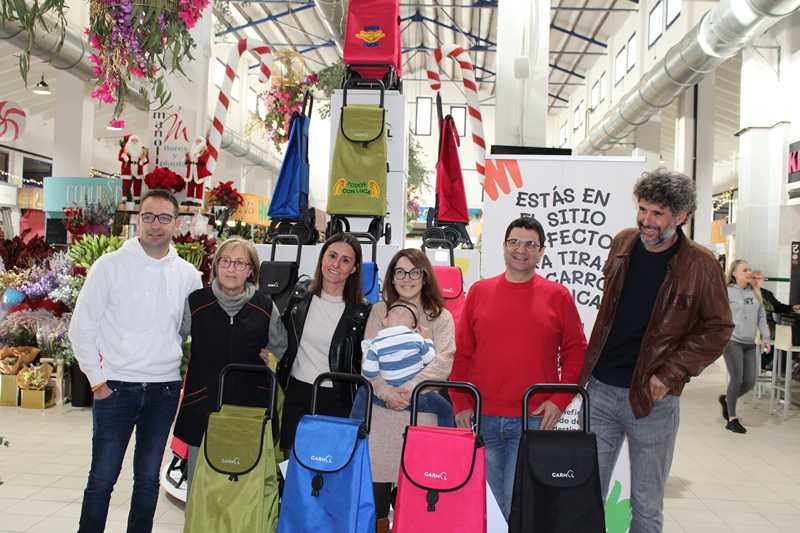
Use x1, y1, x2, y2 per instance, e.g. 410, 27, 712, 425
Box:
382, 249, 445, 319
634, 167, 696, 220
310, 233, 364, 306
504, 217, 546, 247
387, 301, 419, 329
139, 189, 179, 215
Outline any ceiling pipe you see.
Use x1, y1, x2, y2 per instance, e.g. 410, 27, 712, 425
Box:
577, 0, 800, 154
0, 9, 278, 170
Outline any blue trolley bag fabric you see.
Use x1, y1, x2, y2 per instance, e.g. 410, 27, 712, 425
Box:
277, 415, 376, 533
269, 108, 310, 220
361, 262, 379, 304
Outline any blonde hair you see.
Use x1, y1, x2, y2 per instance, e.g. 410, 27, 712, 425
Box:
727, 259, 762, 304
211, 237, 261, 286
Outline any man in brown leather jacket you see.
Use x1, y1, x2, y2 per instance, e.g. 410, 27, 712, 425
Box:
578, 168, 733, 533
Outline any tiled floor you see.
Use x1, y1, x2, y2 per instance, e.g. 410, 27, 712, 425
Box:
0, 359, 798, 532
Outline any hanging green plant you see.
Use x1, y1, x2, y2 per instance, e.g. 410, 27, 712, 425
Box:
0, 1, 69, 85
313, 60, 345, 119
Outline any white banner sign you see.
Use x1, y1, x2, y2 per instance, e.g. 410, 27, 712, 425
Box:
150, 109, 195, 176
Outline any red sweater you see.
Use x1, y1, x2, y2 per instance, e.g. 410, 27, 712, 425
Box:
449, 273, 587, 416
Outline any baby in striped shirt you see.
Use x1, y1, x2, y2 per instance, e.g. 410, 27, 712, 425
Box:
350, 302, 455, 427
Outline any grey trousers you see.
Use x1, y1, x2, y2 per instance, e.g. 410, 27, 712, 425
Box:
723, 341, 757, 418
588, 376, 680, 533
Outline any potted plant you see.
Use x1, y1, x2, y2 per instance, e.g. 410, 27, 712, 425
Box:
144, 166, 186, 194
206, 181, 244, 230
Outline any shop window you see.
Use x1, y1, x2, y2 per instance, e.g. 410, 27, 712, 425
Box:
559, 123, 568, 147
591, 81, 600, 112
627, 33, 637, 72
247, 87, 258, 114
649, 1, 664, 47
666, 0, 681, 28
573, 100, 584, 131
0, 151, 8, 183
599, 71, 607, 102
22, 156, 51, 187
415, 96, 432, 136
615, 48, 626, 85
449, 106, 467, 137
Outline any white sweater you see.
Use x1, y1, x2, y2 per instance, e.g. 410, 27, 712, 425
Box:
68, 238, 202, 387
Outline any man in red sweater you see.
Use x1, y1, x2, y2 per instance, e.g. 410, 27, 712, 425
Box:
450, 216, 587, 519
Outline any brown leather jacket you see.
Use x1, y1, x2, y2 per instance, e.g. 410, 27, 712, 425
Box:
578, 228, 734, 418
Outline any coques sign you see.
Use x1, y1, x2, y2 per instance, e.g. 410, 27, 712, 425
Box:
481, 155, 645, 337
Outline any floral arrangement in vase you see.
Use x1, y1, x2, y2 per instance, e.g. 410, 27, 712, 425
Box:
87, 0, 210, 124
207, 181, 244, 211
63, 202, 117, 237
144, 166, 186, 193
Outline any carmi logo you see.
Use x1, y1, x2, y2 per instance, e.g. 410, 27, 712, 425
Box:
220, 457, 240, 465
551, 469, 575, 479
311, 455, 333, 464
424, 471, 448, 481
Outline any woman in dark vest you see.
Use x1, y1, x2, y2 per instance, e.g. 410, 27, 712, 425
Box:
278, 232, 370, 453
173, 237, 287, 493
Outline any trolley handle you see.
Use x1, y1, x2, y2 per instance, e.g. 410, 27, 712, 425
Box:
312, 372, 374, 435
302, 90, 314, 118
421, 238, 455, 267
410, 380, 481, 434
269, 234, 302, 263
343, 78, 385, 108
217, 363, 278, 417
350, 231, 378, 264
522, 384, 589, 432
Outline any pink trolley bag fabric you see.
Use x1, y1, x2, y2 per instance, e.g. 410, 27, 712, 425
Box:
422, 238, 466, 330
343, 0, 402, 89
393, 381, 486, 533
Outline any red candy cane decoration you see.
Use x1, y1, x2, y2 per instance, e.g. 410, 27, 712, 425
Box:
426, 45, 486, 184
206, 39, 272, 175
0, 100, 26, 142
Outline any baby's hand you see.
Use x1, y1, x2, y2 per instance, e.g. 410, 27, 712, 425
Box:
418, 325, 432, 339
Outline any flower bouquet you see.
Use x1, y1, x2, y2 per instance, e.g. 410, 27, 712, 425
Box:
145, 166, 186, 193
16, 363, 52, 391
174, 232, 216, 285
63, 207, 89, 236
207, 181, 244, 211
0, 231, 53, 271
259, 72, 319, 152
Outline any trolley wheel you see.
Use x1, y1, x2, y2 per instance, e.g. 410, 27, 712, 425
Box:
326, 216, 346, 239
385, 223, 392, 245
422, 226, 446, 246
367, 218, 383, 243
443, 226, 461, 248
290, 224, 310, 245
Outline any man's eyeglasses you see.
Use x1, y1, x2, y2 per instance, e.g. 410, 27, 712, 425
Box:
505, 238, 542, 251
140, 212, 175, 225
219, 257, 251, 272
393, 268, 423, 281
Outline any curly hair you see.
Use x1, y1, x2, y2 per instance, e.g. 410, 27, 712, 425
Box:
633, 167, 696, 218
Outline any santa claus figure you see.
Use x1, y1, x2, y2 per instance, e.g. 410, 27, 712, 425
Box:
119, 134, 149, 201
185, 136, 212, 205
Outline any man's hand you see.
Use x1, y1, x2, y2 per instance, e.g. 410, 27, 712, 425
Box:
762, 340, 772, 354
532, 400, 562, 430
649, 374, 669, 401
93, 383, 113, 401
455, 409, 474, 429
259, 348, 271, 366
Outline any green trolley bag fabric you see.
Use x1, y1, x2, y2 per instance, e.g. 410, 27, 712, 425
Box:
184, 404, 280, 533
327, 103, 388, 216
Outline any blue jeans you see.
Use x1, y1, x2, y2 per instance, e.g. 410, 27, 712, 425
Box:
349, 386, 455, 427
587, 376, 679, 533
480, 414, 543, 520
78, 380, 181, 533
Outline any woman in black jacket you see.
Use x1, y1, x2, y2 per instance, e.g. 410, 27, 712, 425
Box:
278, 232, 370, 452
173, 237, 287, 492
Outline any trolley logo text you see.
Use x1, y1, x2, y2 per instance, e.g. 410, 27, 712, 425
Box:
332, 178, 381, 198
551, 469, 575, 479
310, 455, 334, 464
220, 457, 241, 466
424, 471, 448, 481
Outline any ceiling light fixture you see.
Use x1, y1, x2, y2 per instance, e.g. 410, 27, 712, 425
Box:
33, 74, 51, 95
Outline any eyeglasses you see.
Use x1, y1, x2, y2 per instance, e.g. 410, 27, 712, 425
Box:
393, 268, 423, 281
219, 257, 251, 272
140, 212, 175, 224
505, 238, 542, 250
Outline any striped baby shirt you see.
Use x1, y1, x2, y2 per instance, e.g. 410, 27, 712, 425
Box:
361, 325, 436, 386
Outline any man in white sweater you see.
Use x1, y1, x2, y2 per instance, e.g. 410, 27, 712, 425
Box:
69, 190, 202, 533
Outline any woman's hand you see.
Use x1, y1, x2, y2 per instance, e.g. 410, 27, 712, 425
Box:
259, 348, 271, 365
762, 340, 771, 354
417, 325, 432, 339
382, 386, 410, 410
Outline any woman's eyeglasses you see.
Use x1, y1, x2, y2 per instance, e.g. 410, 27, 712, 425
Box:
393, 268, 423, 281
219, 257, 251, 272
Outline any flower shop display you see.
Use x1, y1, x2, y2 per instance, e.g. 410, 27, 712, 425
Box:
174, 232, 216, 285
206, 181, 243, 231
63, 201, 117, 239
0, 231, 53, 272
68, 234, 124, 271
87, 0, 210, 120
0, 346, 40, 407
17, 362, 55, 409
145, 166, 186, 193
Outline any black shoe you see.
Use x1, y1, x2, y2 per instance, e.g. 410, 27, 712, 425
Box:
726, 419, 746, 434
719, 395, 729, 421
